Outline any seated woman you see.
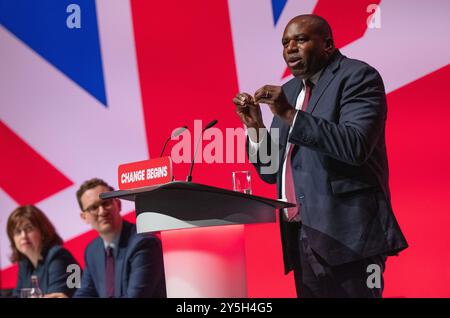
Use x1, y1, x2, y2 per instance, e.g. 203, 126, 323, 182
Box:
7, 205, 79, 297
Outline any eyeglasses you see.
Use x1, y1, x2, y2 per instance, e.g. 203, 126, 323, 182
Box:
13, 224, 36, 236
83, 199, 115, 215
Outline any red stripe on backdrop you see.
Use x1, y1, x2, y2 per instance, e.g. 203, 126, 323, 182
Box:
383, 64, 450, 297
0, 121, 73, 205
130, 0, 294, 296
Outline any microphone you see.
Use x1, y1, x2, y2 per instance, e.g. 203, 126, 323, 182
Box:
186, 119, 218, 182
159, 125, 188, 157
204, 119, 218, 130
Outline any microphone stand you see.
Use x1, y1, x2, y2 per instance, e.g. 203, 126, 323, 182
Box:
159, 126, 188, 157
186, 120, 218, 182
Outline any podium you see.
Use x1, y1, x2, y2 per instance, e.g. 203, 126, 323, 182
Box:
100, 181, 293, 297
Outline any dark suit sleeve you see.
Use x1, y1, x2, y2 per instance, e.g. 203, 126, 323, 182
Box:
46, 248, 79, 297
125, 237, 165, 298
13, 262, 25, 297
73, 247, 98, 298
247, 129, 280, 184
289, 65, 386, 166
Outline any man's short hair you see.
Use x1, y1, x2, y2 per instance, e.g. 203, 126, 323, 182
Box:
76, 178, 114, 210
293, 14, 334, 44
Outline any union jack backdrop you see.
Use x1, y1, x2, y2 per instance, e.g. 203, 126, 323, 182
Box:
1, 0, 449, 297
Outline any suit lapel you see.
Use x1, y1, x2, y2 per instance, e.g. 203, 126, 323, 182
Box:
306, 51, 343, 114
95, 239, 106, 298
114, 245, 124, 297
280, 77, 302, 145
287, 77, 303, 107
114, 221, 130, 297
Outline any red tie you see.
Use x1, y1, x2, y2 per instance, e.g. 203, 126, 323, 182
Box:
285, 81, 312, 221
105, 246, 115, 297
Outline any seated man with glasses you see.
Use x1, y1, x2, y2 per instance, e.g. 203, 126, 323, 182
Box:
47, 178, 166, 298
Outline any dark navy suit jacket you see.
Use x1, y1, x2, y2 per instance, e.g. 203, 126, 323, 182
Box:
74, 220, 166, 298
252, 51, 408, 273
14, 245, 79, 297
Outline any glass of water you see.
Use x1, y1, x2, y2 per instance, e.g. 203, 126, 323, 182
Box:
232, 171, 252, 194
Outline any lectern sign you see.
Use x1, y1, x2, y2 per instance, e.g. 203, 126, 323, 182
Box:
118, 157, 172, 190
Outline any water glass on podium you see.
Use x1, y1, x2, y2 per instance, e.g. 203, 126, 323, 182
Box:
232, 171, 252, 194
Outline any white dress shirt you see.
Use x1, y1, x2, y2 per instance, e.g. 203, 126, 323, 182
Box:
248, 70, 322, 221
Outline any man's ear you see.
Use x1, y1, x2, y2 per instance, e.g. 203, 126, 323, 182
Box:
80, 212, 89, 224
116, 198, 122, 212
324, 38, 334, 53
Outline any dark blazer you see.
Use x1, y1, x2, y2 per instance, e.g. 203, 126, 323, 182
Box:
74, 220, 166, 298
14, 245, 79, 297
252, 50, 408, 273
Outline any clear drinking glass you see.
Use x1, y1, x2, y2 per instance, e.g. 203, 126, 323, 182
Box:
232, 171, 252, 194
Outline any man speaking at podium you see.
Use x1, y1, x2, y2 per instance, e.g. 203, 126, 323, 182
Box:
233, 14, 408, 298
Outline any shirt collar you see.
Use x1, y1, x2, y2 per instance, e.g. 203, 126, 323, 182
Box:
103, 235, 119, 251
102, 222, 123, 251
304, 68, 323, 87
